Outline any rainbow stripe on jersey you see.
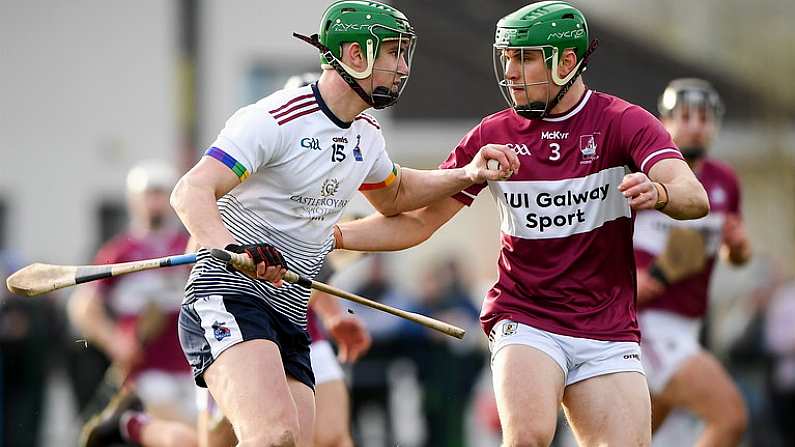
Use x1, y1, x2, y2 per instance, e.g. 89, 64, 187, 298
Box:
359, 163, 398, 191
205, 147, 250, 181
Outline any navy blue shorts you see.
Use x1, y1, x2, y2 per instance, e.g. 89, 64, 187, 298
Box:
178, 294, 314, 390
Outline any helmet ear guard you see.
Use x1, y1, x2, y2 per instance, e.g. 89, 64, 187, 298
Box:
321, 38, 376, 80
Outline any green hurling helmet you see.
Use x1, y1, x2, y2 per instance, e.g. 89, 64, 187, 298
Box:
297, 0, 416, 109
493, 1, 592, 119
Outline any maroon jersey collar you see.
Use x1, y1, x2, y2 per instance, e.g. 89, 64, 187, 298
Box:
542, 89, 593, 122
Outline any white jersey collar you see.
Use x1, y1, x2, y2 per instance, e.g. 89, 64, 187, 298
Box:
542, 89, 593, 122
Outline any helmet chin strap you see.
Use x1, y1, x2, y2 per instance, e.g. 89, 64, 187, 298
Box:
293, 32, 398, 109
517, 39, 599, 120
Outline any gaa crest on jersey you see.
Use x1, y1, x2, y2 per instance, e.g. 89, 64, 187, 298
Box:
300, 137, 321, 151
320, 178, 340, 197
579, 133, 599, 164
212, 321, 231, 341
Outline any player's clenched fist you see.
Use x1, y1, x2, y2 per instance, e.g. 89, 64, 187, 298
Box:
225, 243, 288, 287
619, 172, 664, 211
465, 144, 520, 183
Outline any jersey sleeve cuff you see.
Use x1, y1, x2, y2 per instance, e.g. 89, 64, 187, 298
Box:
451, 185, 483, 206
639, 148, 684, 174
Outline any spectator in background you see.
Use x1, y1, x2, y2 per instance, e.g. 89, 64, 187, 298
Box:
347, 254, 425, 447
71, 160, 197, 446
1, 249, 59, 447
414, 257, 483, 447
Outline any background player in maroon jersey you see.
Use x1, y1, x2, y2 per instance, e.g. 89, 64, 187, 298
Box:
335, 2, 709, 446
71, 160, 198, 446
634, 78, 751, 446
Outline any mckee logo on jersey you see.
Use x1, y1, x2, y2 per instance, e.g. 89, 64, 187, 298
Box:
541, 131, 569, 140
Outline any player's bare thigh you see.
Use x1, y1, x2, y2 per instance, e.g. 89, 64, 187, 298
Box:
655, 351, 747, 443
493, 344, 565, 447
562, 371, 651, 447
314, 379, 353, 447
202, 339, 303, 447
287, 377, 315, 447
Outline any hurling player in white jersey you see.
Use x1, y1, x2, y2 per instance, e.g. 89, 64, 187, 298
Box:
634, 79, 751, 446
335, 2, 710, 447
191, 73, 371, 447
170, 2, 518, 446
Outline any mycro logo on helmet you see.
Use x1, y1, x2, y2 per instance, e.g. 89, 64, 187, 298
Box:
332, 23, 371, 32
547, 29, 585, 41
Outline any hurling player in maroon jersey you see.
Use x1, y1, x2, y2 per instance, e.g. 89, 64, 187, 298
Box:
336, 2, 709, 446
634, 78, 750, 446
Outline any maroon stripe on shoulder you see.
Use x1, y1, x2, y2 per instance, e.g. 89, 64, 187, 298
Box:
268, 93, 314, 114
277, 107, 321, 126
355, 114, 380, 129
272, 100, 317, 119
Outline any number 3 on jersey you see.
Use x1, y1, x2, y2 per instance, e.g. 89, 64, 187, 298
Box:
549, 143, 561, 161
331, 144, 346, 162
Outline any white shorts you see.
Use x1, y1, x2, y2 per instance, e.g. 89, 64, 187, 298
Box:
489, 320, 644, 386
310, 340, 345, 385
639, 309, 702, 394
195, 339, 345, 418
136, 370, 197, 420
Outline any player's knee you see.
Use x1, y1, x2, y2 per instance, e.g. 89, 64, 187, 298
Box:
238, 417, 299, 447
164, 425, 199, 447
240, 429, 298, 447
315, 433, 353, 447
502, 424, 555, 447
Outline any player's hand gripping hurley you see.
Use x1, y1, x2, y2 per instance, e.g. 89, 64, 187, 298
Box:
5, 249, 465, 339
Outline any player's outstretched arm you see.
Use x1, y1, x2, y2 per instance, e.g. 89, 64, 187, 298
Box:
363, 144, 518, 217
619, 158, 709, 220
336, 197, 465, 252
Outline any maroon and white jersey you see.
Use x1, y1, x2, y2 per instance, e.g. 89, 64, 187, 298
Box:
634, 159, 741, 318
93, 227, 190, 377
440, 90, 683, 342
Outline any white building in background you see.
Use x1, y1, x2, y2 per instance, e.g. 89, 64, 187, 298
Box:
1, 1, 178, 264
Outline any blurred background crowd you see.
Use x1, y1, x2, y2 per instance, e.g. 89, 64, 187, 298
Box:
1, 1, 794, 446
